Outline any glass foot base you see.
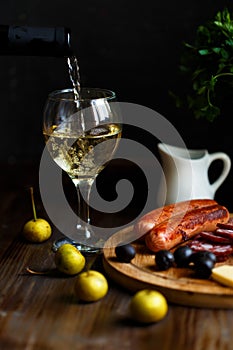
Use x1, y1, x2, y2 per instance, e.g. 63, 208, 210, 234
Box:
73, 243, 102, 255
52, 237, 102, 256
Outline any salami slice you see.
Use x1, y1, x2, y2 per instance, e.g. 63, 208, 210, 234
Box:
217, 222, 233, 230
215, 228, 233, 241
199, 231, 232, 244
187, 236, 233, 262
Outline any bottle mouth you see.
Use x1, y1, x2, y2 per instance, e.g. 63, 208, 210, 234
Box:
55, 27, 72, 56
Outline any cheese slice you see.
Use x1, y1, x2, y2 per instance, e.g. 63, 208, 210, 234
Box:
211, 265, 233, 288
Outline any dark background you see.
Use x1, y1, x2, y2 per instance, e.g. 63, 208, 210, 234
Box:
1, 0, 233, 211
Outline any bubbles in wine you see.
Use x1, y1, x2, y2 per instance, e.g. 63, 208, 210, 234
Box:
89, 126, 109, 136
44, 124, 121, 180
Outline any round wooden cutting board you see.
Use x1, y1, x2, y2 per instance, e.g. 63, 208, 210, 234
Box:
103, 225, 233, 308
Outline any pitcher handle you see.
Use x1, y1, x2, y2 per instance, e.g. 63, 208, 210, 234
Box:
209, 152, 231, 193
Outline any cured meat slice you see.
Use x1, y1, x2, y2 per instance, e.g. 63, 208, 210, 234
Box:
215, 228, 233, 241
187, 236, 233, 262
217, 222, 233, 230
199, 231, 232, 244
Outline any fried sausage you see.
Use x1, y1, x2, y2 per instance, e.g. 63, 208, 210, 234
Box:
135, 199, 217, 237
145, 204, 229, 252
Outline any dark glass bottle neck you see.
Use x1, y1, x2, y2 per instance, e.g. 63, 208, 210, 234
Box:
0, 25, 72, 57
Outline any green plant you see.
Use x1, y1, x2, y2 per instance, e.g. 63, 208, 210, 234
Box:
172, 8, 233, 121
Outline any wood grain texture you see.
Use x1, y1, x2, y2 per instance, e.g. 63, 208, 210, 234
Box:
103, 226, 233, 308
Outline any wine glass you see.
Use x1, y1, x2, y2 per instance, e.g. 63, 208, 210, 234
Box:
43, 87, 122, 254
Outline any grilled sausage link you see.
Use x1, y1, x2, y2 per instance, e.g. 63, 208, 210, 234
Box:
145, 204, 229, 252
135, 199, 217, 237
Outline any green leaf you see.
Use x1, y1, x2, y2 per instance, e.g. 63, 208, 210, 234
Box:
218, 63, 226, 70
192, 68, 205, 79
225, 39, 233, 47
192, 81, 199, 91
184, 42, 195, 49
221, 48, 229, 59
198, 49, 210, 55
179, 64, 189, 72
214, 21, 223, 28
197, 105, 220, 121
168, 91, 183, 108
206, 76, 217, 91
197, 86, 206, 95
212, 47, 221, 54
197, 25, 210, 39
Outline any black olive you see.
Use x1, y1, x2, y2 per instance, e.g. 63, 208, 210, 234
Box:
115, 243, 136, 263
174, 246, 193, 267
155, 250, 175, 271
190, 251, 217, 265
193, 256, 214, 279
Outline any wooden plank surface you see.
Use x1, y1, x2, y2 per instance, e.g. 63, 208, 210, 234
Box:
1, 162, 233, 349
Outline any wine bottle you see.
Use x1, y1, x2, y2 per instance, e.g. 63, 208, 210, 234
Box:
0, 25, 72, 56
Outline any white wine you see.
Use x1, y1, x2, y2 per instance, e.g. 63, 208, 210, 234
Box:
44, 123, 121, 180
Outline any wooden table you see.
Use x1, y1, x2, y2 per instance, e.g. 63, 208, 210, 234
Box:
0, 162, 233, 350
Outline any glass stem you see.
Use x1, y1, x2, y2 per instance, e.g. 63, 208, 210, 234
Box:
75, 178, 95, 239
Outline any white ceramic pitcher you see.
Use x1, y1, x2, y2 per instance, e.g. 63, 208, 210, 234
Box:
158, 142, 231, 204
